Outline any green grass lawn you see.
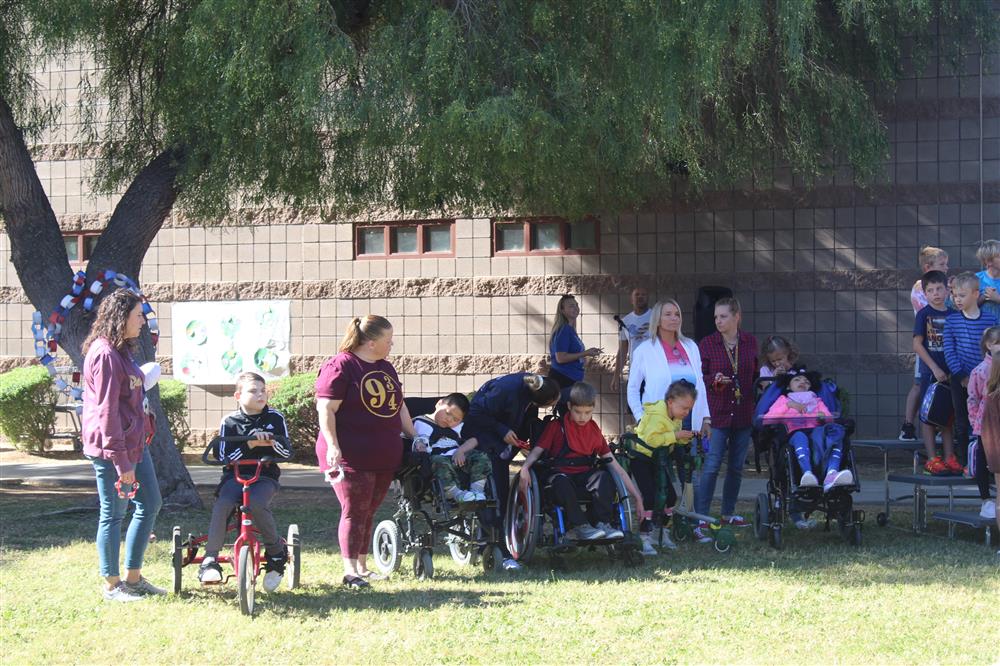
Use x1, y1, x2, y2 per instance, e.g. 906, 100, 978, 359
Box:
2, 487, 998, 665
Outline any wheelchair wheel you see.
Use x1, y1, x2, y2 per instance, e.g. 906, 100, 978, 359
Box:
286, 524, 301, 590
505, 469, 542, 564
171, 526, 183, 594
609, 468, 635, 535
413, 548, 434, 580
237, 545, 255, 616
753, 493, 769, 541
448, 516, 482, 567
482, 545, 504, 574
372, 520, 403, 575
876, 512, 888, 528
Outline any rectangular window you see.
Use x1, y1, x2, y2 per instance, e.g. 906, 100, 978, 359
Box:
493, 218, 599, 256
62, 232, 102, 265
355, 221, 455, 259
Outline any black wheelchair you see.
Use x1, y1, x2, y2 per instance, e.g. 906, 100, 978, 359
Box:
371, 396, 505, 579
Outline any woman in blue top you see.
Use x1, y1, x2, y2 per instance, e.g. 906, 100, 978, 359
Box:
548, 294, 602, 389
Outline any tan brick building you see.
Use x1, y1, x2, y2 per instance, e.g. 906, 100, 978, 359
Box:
2, 41, 998, 442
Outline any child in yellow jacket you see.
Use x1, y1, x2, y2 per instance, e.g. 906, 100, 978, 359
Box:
631, 379, 697, 555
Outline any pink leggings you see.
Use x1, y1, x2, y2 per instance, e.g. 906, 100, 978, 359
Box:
332, 469, 395, 559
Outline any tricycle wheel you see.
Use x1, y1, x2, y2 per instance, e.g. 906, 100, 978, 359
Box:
671, 515, 693, 543
372, 520, 403, 575
237, 545, 255, 616
413, 548, 434, 580
714, 526, 735, 553
171, 526, 183, 594
286, 524, 301, 590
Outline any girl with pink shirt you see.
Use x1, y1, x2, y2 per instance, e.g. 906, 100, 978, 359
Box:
964, 326, 1000, 519
762, 366, 852, 492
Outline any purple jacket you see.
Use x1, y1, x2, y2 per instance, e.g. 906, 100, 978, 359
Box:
81, 338, 149, 474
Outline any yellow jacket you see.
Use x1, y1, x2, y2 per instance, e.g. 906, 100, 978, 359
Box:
635, 400, 688, 450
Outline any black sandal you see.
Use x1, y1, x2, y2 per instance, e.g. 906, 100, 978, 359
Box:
342, 575, 370, 589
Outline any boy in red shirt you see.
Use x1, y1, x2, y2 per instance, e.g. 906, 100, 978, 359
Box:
519, 382, 643, 542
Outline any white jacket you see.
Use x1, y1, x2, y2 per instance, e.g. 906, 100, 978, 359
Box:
627, 336, 710, 428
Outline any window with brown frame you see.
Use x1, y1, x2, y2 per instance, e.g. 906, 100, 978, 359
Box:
63, 232, 101, 265
355, 221, 455, 259
493, 218, 599, 256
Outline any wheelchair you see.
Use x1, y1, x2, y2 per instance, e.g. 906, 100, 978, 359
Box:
171, 436, 301, 617
504, 454, 643, 568
371, 396, 505, 579
614, 433, 736, 553
752, 405, 864, 549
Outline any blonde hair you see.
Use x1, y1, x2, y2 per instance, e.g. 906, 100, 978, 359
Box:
647, 299, 689, 347
976, 240, 1000, 267
981, 327, 1000, 356
339, 315, 392, 353
549, 294, 577, 347
953, 272, 980, 292
989, 350, 1000, 395
714, 296, 742, 316
919, 246, 948, 269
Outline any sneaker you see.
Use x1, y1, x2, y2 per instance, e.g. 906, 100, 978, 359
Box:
639, 532, 658, 555
658, 529, 678, 550
823, 469, 853, 493
469, 480, 487, 499
596, 522, 624, 540
794, 517, 818, 530
944, 456, 964, 475
123, 576, 166, 596
980, 499, 997, 520
198, 558, 223, 584
567, 524, 605, 541
722, 515, 748, 527
263, 552, 286, 592
103, 582, 144, 602
693, 522, 713, 544
501, 558, 523, 571
472, 491, 487, 502
898, 422, 917, 441
924, 456, 948, 475
799, 471, 819, 487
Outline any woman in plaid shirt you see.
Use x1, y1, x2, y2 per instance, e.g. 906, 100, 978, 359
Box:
694, 297, 759, 542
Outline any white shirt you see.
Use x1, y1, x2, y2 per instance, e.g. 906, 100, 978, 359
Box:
618, 309, 653, 364
413, 416, 464, 457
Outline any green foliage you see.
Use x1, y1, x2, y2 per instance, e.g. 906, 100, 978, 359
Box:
0, 365, 57, 452
158, 378, 192, 452
268, 372, 318, 460
4, 1, 997, 219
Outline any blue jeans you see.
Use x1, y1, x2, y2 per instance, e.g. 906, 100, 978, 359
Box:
89, 448, 162, 577
696, 427, 752, 517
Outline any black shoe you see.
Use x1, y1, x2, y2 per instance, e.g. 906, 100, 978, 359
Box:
265, 552, 287, 575
342, 575, 370, 589
898, 422, 917, 441
198, 559, 223, 583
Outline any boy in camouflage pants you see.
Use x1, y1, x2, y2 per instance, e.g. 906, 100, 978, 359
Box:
412, 393, 491, 503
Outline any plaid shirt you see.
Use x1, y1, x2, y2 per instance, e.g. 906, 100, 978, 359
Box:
699, 330, 759, 429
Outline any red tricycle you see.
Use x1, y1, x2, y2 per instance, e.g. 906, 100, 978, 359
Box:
172, 435, 301, 616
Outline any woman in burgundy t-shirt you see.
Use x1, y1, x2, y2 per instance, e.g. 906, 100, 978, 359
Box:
315, 315, 415, 588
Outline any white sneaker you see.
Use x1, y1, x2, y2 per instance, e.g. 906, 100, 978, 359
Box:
794, 517, 818, 530
263, 571, 283, 592
639, 532, 657, 556
472, 491, 487, 502
596, 522, 624, 540
824, 470, 853, 492
799, 471, 819, 487
501, 558, 522, 571
567, 524, 605, 541
980, 499, 996, 520
103, 582, 144, 602
659, 529, 678, 550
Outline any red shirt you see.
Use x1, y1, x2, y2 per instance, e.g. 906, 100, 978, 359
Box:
314, 351, 403, 473
536, 414, 611, 474
698, 330, 759, 429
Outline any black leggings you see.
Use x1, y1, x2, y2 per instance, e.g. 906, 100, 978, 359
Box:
630, 454, 678, 517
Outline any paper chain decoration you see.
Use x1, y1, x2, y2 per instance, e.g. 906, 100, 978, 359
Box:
30, 269, 159, 402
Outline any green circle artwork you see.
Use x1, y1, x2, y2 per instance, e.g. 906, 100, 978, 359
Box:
254, 347, 279, 373
221, 349, 242, 374
221, 317, 240, 338
185, 321, 207, 345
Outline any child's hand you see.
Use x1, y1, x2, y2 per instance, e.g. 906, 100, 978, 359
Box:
518, 467, 531, 492
412, 436, 429, 453
961, 376, 970, 388
453, 450, 466, 467
932, 367, 948, 383
987, 287, 999, 303
249, 432, 273, 448
677, 430, 695, 441
787, 400, 807, 414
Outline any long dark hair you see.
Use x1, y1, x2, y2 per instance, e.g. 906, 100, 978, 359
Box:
82, 289, 143, 354
775, 365, 821, 395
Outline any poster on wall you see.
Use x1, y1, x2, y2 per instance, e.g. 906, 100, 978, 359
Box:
171, 300, 291, 384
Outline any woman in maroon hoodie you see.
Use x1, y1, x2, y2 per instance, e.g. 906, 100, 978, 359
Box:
82, 289, 163, 602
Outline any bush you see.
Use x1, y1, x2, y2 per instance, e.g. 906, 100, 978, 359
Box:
268, 372, 318, 462
158, 378, 192, 452
0, 366, 57, 452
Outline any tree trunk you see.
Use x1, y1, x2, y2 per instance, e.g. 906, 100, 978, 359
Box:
0, 93, 201, 508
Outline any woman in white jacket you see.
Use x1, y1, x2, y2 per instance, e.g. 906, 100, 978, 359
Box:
627, 299, 711, 434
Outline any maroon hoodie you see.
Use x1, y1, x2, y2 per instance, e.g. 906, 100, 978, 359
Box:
81, 337, 149, 474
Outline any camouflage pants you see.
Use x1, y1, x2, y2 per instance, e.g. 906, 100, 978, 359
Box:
431, 451, 491, 490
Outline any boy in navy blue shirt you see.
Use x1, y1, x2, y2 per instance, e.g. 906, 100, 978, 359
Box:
943, 273, 999, 467
912, 270, 959, 474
